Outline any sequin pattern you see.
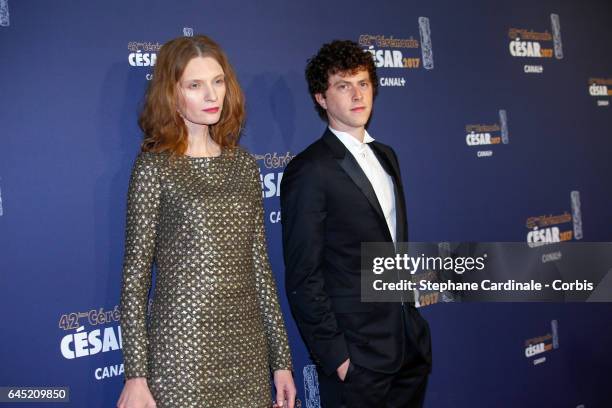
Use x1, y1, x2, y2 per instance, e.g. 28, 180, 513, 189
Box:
120, 147, 292, 408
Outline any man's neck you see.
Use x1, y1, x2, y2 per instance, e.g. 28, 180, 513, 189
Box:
328, 124, 365, 143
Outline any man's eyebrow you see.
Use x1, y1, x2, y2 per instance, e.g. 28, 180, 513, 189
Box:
330, 79, 350, 86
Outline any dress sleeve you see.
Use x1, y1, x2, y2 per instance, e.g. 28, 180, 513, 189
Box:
247, 154, 293, 372
119, 153, 161, 379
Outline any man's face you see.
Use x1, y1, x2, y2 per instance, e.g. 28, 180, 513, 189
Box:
315, 69, 373, 135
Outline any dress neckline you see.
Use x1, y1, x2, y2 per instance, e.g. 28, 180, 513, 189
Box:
183, 147, 226, 160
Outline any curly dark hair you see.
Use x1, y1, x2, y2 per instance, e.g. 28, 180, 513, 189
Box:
305, 40, 378, 121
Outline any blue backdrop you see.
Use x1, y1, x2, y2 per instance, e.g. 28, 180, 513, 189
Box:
1, 0, 611, 407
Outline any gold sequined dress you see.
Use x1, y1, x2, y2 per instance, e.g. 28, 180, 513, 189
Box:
120, 147, 292, 408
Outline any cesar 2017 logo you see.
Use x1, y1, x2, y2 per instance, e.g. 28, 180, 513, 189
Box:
358, 17, 434, 88
0, 0, 9, 27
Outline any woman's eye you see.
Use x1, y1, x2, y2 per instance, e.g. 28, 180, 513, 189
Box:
189, 82, 200, 89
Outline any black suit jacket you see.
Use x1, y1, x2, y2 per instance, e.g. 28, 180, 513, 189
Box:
281, 129, 431, 376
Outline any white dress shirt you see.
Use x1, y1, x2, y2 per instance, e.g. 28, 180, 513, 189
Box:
329, 127, 397, 243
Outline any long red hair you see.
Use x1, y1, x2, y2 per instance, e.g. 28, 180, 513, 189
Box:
139, 35, 245, 154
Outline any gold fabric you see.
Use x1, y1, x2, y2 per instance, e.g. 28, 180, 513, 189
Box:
120, 148, 292, 408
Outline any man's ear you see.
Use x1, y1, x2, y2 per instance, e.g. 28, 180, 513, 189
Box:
314, 93, 327, 110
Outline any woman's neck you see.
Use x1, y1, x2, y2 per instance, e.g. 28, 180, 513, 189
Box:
185, 125, 221, 157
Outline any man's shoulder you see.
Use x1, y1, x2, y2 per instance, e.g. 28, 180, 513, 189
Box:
287, 136, 332, 169
371, 139, 402, 164
297, 136, 331, 159
371, 139, 396, 155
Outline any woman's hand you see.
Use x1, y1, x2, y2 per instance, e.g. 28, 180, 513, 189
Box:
117, 377, 156, 408
273, 369, 296, 408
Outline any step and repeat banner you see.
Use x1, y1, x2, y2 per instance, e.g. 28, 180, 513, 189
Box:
1, 0, 611, 407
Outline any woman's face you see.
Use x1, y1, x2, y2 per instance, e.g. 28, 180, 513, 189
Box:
176, 56, 226, 127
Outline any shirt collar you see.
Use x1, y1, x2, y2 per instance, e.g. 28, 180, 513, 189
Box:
328, 127, 375, 152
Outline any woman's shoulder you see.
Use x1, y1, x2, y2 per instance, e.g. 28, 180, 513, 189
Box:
132, 150, 170, 172
137, 150, 170, 161
229, 145, 259, 169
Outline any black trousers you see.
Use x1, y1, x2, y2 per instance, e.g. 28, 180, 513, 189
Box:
317, 306, 431, 408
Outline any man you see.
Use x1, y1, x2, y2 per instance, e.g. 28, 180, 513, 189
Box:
280, 40, 432, 407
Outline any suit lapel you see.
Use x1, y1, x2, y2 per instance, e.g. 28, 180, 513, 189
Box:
322, 130, 392, 242
370, 143, 408, 243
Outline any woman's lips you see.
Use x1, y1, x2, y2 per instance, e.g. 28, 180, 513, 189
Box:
203, 107, 219, 113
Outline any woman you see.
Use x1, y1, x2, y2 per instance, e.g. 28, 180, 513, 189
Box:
116, 35, 295, 408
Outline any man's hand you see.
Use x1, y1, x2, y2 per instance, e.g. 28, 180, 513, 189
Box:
336, 358, 351, 382
273, 369, 296, 408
